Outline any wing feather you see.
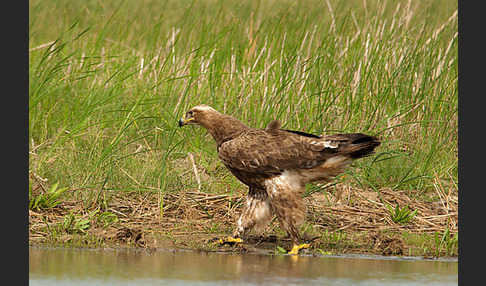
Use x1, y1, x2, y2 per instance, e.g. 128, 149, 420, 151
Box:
218, 129, 331, 175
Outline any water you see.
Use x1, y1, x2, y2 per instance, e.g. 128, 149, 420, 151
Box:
29, 247, 458, 286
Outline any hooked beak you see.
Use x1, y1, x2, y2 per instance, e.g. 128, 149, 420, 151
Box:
178, 116, 194, 127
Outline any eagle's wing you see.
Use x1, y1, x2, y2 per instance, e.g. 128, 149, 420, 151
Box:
218, 129, 335, 175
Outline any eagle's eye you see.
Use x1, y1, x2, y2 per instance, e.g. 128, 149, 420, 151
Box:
187, 110, 194, 117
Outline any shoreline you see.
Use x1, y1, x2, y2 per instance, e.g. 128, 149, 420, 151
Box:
28, 244, 459, 262
29, 184, 458, 258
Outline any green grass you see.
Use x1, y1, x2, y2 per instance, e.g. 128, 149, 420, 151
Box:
29, 181, 69, 211
386, 204, 417, 224
29, 0, 457, 206
402, 230, 458, 257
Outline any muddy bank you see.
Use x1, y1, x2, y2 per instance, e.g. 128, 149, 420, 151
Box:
29, 184, 457, 257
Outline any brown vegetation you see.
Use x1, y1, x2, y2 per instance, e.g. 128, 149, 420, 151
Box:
29, 178, 457, 257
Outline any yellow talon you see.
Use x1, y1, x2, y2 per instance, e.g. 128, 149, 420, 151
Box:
216, 236, 243, 245
225, 236, 243, 243
288, 243, 310, 255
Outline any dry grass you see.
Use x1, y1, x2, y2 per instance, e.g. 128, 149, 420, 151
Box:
306, 185, 457, 234
29, 175, 457, 256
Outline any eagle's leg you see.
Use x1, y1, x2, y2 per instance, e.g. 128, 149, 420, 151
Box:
233, 188, 273, 241
267, 184, 309, 255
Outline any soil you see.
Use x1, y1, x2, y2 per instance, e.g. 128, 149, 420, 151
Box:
29, 183, 458, 257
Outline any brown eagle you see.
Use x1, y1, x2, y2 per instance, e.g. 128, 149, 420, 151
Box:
178, 105, 380, 254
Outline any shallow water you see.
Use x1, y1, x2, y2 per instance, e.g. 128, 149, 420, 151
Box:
29, 247, 458, 286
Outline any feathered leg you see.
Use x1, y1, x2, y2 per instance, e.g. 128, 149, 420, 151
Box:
266, 177, 309, 254
233, 188, 273, 239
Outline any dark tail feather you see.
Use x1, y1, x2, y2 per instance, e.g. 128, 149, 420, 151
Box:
349, 133, 380, 158
337, 133, 381, 159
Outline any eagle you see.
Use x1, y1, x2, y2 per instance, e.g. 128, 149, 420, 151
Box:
178, 105, 380, 254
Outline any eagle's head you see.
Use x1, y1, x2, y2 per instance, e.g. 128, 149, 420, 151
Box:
178, 104, 249, 145
178, 105, 218, 127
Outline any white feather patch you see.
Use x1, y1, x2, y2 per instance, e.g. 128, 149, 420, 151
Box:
265, 170, 302, 192
323, 140, 339, 148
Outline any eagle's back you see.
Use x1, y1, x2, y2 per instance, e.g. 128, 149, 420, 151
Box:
217, 127, 380, 189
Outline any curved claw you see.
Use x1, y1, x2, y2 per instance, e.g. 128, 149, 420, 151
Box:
288, 243, 310, 255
